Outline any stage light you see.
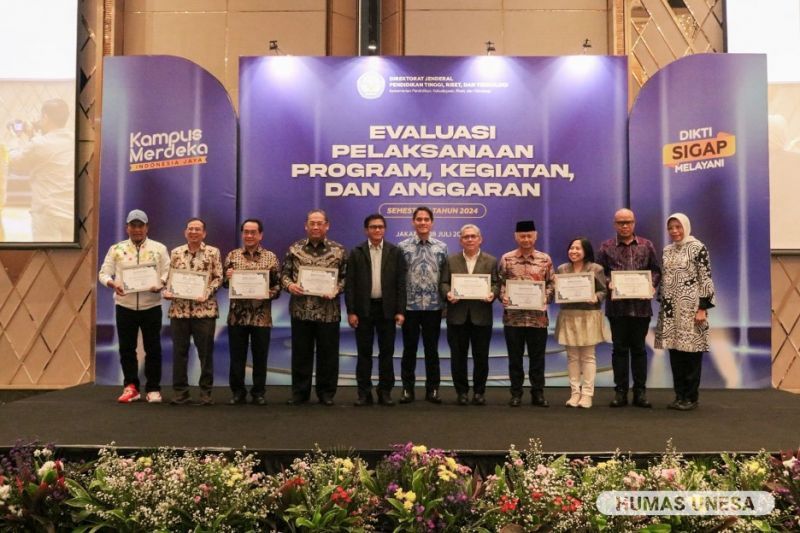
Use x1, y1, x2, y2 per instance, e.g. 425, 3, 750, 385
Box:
485, 41, 496, 55
368, 41, 378, 55
582, 38, 592, 54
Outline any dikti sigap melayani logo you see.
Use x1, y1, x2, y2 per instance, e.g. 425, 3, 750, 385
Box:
661, 126, 736, 173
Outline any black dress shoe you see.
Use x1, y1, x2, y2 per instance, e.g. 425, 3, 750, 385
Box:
457, 393, 469, 406
509, 396, 522, 407
286, 396, 308, 406
632, 392, 652, 408
398, 389, 414, 404
667, 397, 683, 410
377, 391, 395, 406
676, 400, 698, 411
472, 393, 486, 406
197, 393, 214, 406
319, 397, 335, 406
353, 393, 374, 407
229, 394, 247, 405
251, 395, 267, 406
425, 389, 442, 404
170, 392, 191, 405
531, 391, 549, 408
609, 391, 628, 407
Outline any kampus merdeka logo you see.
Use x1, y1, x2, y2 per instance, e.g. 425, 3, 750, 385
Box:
128, 128, 209, 171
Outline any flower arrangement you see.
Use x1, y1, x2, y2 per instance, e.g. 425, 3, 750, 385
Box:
66, 446, 268, 532
368, 443, 476, 532
0, 442, 72, 531
0, 440, 798, 531
264, 446, 378, 532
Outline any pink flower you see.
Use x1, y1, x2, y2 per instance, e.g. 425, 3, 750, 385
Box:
565, 479, 574, 487
194, 495, 201, 504
658, 468, 677, 482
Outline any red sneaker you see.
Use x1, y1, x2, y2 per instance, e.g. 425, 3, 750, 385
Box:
117, 385, 140, 403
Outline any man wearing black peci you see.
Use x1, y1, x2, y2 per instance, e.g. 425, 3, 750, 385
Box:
345, 214, 407, 407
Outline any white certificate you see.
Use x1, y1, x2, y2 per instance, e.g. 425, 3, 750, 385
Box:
168, 269, 209, 300
555, 272, 595, 304
230, 270, 270, 299
298, 266, 338, 296
611, 270, 654, 299
451, 273, 492, 300
505, 279, 546, 310
120, 263, 159, 293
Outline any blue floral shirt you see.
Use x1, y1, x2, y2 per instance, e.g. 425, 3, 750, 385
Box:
398, 235, 448, 311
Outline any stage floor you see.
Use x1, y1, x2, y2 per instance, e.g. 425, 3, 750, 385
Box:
1, 385, 798, 456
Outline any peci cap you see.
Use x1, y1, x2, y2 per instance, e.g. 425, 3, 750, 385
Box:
126, 209, 148, 224
515, 220, 536, 232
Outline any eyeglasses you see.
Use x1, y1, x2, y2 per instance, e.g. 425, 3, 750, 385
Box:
367, 225, 385, 230
615, 220, 634, 226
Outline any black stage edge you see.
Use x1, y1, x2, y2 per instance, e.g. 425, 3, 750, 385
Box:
1, 385, 799, 472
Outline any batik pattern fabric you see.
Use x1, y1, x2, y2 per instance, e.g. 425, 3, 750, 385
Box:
655, 240, 715, 352
224, 246, 281, 327
281, 238, 347, 323
167, 243, 223, 319
498, 249, 555, 328
398, 236, 448, 311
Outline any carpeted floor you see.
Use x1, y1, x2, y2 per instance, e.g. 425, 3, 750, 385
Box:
1, 385, 798, 456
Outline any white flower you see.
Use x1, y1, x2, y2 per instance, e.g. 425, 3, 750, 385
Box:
37, 460, 56, 478
0, 485, 11, 501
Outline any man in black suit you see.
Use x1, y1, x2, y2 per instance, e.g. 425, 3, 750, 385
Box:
345, 214, 407, 406
440, 224, 499, 406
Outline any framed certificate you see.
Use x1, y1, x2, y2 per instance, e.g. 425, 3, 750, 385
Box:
555, 272, 595, 304
120, 263, 159, 293
298, 266, 338, 296
451, 273, 492, 300
505, 279, 546, 310
230, 270, 270, 299
168, 269, 209, 300
611, 270, 653, 300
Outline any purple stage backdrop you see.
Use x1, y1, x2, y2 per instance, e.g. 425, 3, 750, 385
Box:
97, 56, 237, 385
239, 56, 628, 386
629, 54, 771, 388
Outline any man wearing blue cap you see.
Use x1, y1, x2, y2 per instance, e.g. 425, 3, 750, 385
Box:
98, 209, 170, 403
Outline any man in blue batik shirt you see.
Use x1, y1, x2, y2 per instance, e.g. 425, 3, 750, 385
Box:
397, 206, 448, 404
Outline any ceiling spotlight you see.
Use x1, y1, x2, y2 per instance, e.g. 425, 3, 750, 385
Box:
485, 41, 496, 55
582, 38, 592, 54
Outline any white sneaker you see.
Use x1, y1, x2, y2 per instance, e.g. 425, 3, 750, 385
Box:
146, 391, 163, 403
565, 392, 581, 407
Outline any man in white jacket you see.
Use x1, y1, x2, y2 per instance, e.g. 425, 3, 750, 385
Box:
98, 209, 170, 403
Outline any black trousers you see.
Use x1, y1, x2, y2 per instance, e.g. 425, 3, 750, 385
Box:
291, 319, 340, 401
447, 319, 492, 395
171, 317, 216, 393
354, 299, 396, 394
504, 326, 547, 397
401, 310, 442, 392
608, 316, 651, 393
669, 349, 703, 402
115, 305, 162, 392
228, 325, 271, 397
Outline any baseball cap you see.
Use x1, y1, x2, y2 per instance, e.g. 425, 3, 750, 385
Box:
126, 209, 148, 224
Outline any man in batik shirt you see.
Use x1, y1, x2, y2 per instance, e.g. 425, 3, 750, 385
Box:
596, 208, 661, 409
397, 206, 448, 404
224, 218, 281, 406
282, 209, 347, 406
163, 218, 222, 406
498, 220, 555, 408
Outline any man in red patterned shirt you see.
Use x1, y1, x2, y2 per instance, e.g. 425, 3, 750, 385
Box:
498, 220, 555, 408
